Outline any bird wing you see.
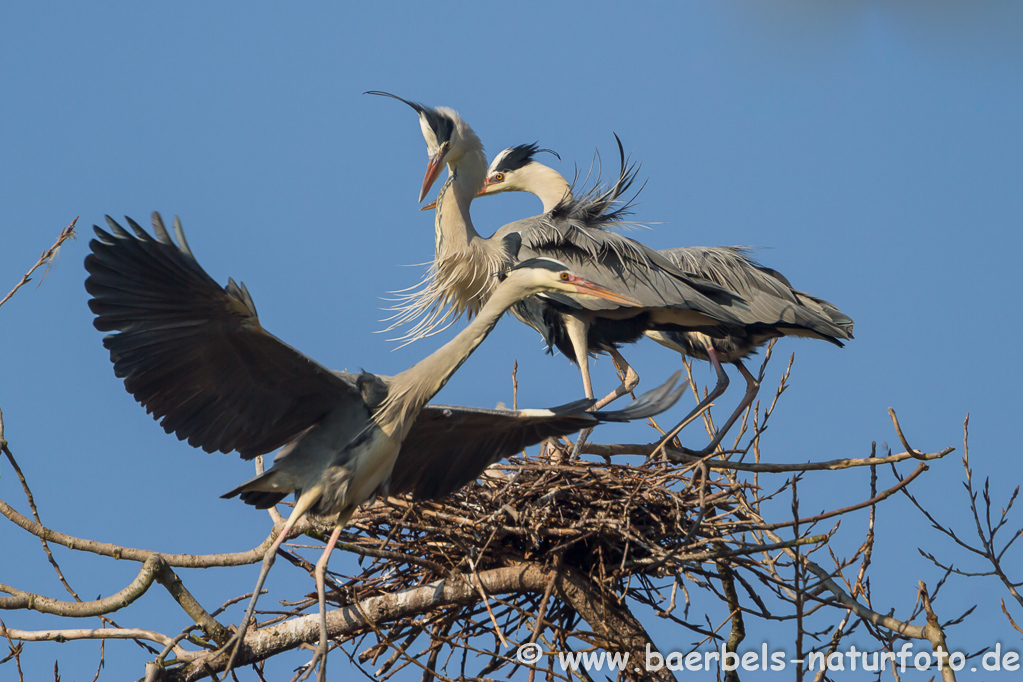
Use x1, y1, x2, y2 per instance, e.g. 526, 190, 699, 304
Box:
494, 225, 749, 327
487, 219, 750, 328
85, 213, 362, 459
488, 138, 747, 321
661, 246, 853, 340
388, 370, 686, 500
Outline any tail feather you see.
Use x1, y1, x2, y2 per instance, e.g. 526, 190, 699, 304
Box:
222, 469, 293, 509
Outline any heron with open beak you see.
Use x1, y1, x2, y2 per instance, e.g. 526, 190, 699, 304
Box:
85, 213, 686, 679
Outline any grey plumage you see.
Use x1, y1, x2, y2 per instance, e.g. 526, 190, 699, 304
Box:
654, 246, 853, 362
84, 212, 685, 675
460, 142, 854, 454
389, 372, 683, 499
371, 92, 752, 408
86, 215, 685, 502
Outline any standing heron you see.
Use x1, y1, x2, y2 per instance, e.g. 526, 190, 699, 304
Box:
369, 92, 753, 423
84, 214, 686, 678
462, 143, 855, 453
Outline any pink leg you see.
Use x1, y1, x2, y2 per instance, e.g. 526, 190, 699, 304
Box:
226, 486, 321, 674
677, 359, 759, 456
656, 348, 730, 451
301, 523, 346, 682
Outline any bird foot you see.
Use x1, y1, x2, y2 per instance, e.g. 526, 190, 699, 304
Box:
592, 350, 640, 410
542, 437, 570, 464
295, 641, 328, 682
219, 629, 246, 677
568, 428, 591, 461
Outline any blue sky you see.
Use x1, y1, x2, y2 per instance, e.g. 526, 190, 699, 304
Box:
2, 3, 1021, 680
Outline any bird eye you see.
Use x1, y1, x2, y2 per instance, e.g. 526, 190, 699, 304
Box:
560, 272, 570, 281
494, 173, 504, 182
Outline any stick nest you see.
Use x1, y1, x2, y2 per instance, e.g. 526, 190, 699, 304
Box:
348, 453, 740, 591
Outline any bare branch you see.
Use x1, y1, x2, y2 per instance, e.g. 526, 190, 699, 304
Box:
0, 495, 307, 568
170, 562, 555, 681
0, 557, 165, 617
0, 626, 189, 659
0, 218, 78, 311
583, 442, 954, 471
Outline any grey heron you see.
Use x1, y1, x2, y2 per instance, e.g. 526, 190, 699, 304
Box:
369, 92, 753, 422
84, 214, 686, 677
464, 143, 855, 454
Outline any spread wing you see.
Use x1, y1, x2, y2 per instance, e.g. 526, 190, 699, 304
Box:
389, 371, 686, 500
85, 213, 361, 459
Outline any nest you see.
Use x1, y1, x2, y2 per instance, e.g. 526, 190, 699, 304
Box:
299, 449, 755, 679
363, 455, 743, 579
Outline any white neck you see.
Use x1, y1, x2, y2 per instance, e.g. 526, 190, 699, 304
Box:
512, 162, 573, 212
434, 145, 488, 255
382, 270, 537, 436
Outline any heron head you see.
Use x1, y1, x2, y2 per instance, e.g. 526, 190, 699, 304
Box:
366, 91, 483, 202
500, 258, 640, 306
419, 143, 563, 211
479, 143, 560, 197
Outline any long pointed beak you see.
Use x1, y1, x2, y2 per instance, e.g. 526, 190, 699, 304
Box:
477, 178, 500, 197
421, 177, 495, 211
570, 277, 641, 307
419, 152, 445, 203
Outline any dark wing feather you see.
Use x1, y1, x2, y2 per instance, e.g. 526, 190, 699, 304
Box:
537, 247, 746, 316
660, 246, 854, 341
492, 142, 749, 326
389, 371, 685, 500
85, 213, 359, 459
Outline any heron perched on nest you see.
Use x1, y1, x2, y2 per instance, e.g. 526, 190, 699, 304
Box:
84, 213, 685, 678
454, 142, 855, 453
369, 92, 752, 419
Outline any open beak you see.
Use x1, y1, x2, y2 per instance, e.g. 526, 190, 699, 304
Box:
569, 276, 641, 307
419, 151, 445, 203
421, 177, 495, 211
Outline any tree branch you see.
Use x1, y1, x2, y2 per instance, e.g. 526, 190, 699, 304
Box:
582, 442, 954, 472
0, 495, 310, 568
0, 625, 189, 658
0, 556, 165, 616
167, 562, 555, 681
0, 218, 78, 311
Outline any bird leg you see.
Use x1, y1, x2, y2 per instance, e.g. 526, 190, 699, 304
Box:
301, 511, 353, 682
565, 316, 594, 461
564, 316, 595, 400
655, 348, 730, 454
592, 347, 640, 410
676, 359, 760, 457
572, 348, 641, 463
224, 486, 322, 675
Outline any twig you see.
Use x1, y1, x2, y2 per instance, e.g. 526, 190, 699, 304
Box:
0, 218, 78, 311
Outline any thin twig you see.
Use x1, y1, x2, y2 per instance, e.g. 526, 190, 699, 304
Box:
0, 218, 78, 311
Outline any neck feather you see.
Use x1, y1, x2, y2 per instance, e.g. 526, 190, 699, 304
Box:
434, 145, 487, 253
379, 277, 527, 436
517, 163, 572, 212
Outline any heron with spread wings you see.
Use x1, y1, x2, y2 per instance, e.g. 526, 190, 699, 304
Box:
85, 213, 685, 678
